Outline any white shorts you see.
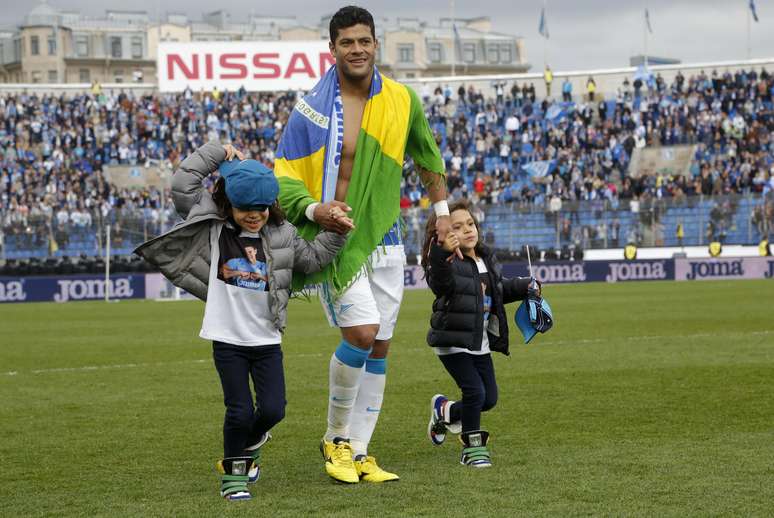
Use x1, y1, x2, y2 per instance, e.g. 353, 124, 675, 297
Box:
319, 245, 405, 341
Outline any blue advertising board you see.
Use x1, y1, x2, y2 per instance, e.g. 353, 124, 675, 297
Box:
0, 274, 146, 303
501, 259, 676, 284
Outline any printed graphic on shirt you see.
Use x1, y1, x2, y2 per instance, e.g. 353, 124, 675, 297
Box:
482, 282, 492, 322
479, 260, 492, 326
217, 227, 269, 292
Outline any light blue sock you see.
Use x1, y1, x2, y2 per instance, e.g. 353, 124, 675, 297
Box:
350, 358, 387, 456
326, 341, 371, 441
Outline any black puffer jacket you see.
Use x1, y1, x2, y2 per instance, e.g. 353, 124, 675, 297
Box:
426, 242, 531, 355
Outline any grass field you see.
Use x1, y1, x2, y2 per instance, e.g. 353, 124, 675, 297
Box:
1, 280, 773, 517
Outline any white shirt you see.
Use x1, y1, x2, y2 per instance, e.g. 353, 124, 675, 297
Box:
200, 225, 282, 347
434, 258, 491, 356
505, 116, 520, 132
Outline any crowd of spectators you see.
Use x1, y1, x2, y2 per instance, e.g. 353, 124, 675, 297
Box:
409, 67, 774, 210
2, 67, 774, 258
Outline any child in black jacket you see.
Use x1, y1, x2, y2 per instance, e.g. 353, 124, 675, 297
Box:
421, 199, 536, 467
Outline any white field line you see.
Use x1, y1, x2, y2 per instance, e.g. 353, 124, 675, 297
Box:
2, 352, 324, 377
2, 331, 772, 377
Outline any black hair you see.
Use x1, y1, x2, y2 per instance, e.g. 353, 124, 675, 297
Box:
329, 6, 376, 43
212, 177, 285, 226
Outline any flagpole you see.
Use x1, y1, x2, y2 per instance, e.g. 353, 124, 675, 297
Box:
746, 1, 752, 60
451, 0, 456, 77
644, 5, 648, 72
542, 0, 548, 67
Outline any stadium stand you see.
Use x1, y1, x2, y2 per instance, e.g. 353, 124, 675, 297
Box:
1, 68, 773, 265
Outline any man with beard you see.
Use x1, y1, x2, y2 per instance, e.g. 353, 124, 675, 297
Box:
275, 6, 456, 484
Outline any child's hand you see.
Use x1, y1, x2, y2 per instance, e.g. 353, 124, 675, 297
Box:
441, 232, 460, 253
222, 144, 245, 161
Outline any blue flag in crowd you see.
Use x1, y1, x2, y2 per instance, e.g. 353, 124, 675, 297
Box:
523, 160, 556, 178
749, 0, 759, 22
545, 103, 569, 122
645, 8, 653, 33
539, 7, 549, 39
634, 64, 653, 82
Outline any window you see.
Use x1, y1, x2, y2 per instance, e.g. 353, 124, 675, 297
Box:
48, 35, 56, 55
398, 44, 414, 64
30, 35, 39, 56
486, 44, 499, 64
31, 71, 42, 83
131, 36, 142, 59
79, 69, 90, 83
48, 70, 57, 82
499, 44, 512, 63
13, 38, 21, 60
110, 37, 122, 58
114, 69, 124, 83
462, 42, 476, 63
428, 42, 443, 63
75, 36, 89, 57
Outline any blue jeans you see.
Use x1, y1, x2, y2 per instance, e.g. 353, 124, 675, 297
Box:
439, 353, 498, 432
212, 342, 286, 458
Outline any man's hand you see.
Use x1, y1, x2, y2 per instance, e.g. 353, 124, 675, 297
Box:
222, 144, 245, 161
435, 215, 463, 259
313, 201, 355, 235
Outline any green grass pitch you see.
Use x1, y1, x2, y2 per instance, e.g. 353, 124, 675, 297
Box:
1, 280, 773, 516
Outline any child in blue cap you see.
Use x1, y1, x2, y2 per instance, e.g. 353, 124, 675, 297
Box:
419, 199, 539, 468
136, 141, 352, 500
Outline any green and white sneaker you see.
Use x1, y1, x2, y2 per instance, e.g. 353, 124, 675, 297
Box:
245, 432, 272, 483
460, 430, 492, 468
217, 456, 253, 500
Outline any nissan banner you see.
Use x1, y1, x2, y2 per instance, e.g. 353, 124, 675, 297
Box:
157, 41, 335, 92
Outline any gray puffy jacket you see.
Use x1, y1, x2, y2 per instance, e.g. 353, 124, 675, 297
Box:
134, 141, 346, 332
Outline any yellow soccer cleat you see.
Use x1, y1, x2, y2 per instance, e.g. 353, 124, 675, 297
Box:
320, 438, 359, 484
354, 455, 400, 483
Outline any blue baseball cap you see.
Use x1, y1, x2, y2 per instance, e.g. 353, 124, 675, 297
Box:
218, 159, 279, 211
515, 297, 553, 344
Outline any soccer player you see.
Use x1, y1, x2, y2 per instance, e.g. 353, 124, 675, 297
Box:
275, 5, 454, 483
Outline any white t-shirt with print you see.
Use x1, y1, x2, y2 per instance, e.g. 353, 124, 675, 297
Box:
200, 224, 282, 346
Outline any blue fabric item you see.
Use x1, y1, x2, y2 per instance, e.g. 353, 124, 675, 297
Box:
218, 159, 279, 210
515, 301, 538, 344
334, 340, 371, 368
380, 221, 402, 246
516, 296, 554, 344
275, 65, 383, 162
365, 357, 386, 375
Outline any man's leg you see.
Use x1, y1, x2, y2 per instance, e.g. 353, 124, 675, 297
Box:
349, 245, 404, 458
318, 275, 380, 483
325, 327, 378, 442
348, 245, 404, 482
348, 340, 388, 456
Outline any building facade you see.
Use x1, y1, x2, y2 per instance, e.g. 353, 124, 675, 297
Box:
0, 3, 528, 84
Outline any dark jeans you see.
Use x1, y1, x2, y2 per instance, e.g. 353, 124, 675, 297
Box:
212, 341, 286, 458
439, 353, 498, 432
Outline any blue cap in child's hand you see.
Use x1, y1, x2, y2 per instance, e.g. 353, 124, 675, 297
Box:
515, 296, 553, 344
218, 159, 279, 210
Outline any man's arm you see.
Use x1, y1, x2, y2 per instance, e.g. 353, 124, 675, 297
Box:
419, 168, 461, 259
404, 85, 462, 258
